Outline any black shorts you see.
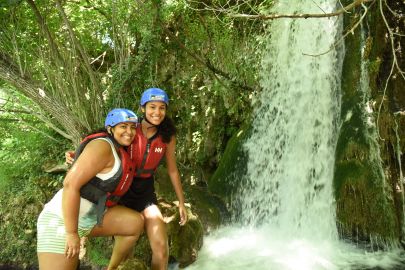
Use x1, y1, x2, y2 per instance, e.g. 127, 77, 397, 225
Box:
119, 176, 157, 212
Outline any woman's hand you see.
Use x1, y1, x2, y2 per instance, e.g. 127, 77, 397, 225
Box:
178, 203, 188, 226
65, 232, 80, 259
65, 151, 75, 165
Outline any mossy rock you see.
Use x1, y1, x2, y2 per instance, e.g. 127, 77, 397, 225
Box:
154, 165, 224, 231
185, 185, 226, 232
335, 6, 401, 243
334, 102, 400, 242
336, 180, 399, 244
118, 258, 148, 270
159, 199, 204, 268
208, 124, 251, 203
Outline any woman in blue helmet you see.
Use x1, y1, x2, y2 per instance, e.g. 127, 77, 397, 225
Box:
113, 88, 188, 270
38, 109, 144, 270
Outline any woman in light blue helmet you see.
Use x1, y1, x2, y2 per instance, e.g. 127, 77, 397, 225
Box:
112, 88, 188, 270
37, 108, 144, 270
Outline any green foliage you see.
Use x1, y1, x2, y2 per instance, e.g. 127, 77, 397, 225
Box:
0, 189, 43, 266
97, 1, 262, 170
0, 92, 68, 266
0, 108, 67, 193
85, 237, 112, 267
0, 130, 62, 191
1, 0, 262, 166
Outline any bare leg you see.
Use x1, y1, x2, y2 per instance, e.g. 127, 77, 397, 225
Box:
143, 205, 168, 270
108, 235, 138, 269
89, 205, 144, 270
38, 252, 78, 270
107, 204, 168, 270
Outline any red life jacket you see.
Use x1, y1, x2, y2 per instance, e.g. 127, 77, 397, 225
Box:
129, 125, 166, 178
75, 132, 135, 224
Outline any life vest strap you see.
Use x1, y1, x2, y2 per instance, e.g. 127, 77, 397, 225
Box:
107, 194, 121, 204
96, 193, 108, 226
137, 141, 151, 174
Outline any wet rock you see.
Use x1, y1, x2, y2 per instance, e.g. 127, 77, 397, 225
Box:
160, 200, 204, 268
118, 258, 148, 270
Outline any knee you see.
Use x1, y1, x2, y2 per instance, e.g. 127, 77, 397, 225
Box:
128, 214, 144, 237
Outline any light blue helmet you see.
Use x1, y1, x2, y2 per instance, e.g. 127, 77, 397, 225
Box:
140, 88, 169, 106
104, 108, 138, 128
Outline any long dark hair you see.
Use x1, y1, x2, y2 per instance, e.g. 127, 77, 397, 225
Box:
157, 116, 176, 143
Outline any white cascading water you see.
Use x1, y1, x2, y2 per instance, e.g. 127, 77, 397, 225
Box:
240, 0, 341, 241
185, 1, 404, 269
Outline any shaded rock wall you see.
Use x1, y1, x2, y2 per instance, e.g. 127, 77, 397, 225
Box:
207, 123, 251, 219
335, 0, 405, 245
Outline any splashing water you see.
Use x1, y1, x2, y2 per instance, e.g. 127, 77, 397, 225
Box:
185, 1, 405, 269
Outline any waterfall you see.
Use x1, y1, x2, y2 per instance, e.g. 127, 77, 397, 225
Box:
240, 0, 341, 242
185, 1, 405, 269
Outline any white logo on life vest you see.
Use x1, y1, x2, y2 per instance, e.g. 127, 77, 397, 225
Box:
119, 174, 129, 191
155, 147, 163, 153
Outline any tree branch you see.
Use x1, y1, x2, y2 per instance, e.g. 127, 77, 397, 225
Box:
303, 2, 372, 57
84, 0, 111, 21
376, 0, 405, 139
227, 0, 373, 20
379, 0, 405, 79
0, 108, 32, 114
0, 52, 80, 141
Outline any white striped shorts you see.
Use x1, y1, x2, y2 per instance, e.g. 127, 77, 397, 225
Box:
37, 208, 97, 254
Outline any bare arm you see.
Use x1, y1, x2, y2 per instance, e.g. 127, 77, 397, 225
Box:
165, 136, 188, 225
62, 140, 113, 257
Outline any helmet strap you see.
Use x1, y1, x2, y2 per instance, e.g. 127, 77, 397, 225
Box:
143, 113, 158, 128
107, 126, 113, 135
106, 126, 121, 149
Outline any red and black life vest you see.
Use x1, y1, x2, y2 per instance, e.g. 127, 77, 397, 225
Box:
129, 125, 166, 178
75, 132, 135, 224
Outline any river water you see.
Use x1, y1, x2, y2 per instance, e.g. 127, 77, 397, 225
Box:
184, 1, 405, 269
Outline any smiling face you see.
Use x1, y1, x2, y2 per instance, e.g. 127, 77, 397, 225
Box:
142, 101, 167, 125
110, 122, 137, 146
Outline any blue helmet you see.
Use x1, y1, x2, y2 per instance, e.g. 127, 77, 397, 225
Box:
140, 88, 169, 106
105, 108, 138, 128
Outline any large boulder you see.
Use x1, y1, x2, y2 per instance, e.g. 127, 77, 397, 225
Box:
160, 200, 204, 268
154, 165, 226, 232
130, 199, 204, 268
